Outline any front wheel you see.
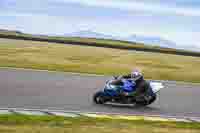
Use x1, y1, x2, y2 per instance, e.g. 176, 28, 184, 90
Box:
93, 92, 106, 104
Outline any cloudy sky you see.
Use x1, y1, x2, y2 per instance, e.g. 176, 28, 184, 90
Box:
0, 0, 200, 49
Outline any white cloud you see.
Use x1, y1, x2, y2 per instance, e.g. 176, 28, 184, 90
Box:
51, 0, 200, 17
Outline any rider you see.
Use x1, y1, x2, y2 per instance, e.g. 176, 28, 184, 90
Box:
118, 69, 149, 100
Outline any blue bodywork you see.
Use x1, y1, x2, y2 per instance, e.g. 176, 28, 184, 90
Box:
102, 79, 137, 97
122, 79, 136, 92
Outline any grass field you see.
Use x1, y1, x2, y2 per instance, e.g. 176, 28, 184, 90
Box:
0, 38, 200, 82
0, 114, 199, 133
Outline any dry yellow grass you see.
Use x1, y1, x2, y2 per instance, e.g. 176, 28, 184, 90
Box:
0, 38, 200, 82
0, 114, 199, 133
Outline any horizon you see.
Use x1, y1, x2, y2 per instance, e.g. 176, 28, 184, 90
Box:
0, 0, 200, 50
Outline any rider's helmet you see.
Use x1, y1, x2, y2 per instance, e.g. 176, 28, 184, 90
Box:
131, 69, 143, 81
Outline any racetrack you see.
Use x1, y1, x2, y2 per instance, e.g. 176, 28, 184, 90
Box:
0, 68, 199, 118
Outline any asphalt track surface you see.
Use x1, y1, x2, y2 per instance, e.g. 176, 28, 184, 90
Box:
0, 68, 200, 118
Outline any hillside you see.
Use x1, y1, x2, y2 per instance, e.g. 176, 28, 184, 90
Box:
66, 30, 178, 49
0, 29, 200, 57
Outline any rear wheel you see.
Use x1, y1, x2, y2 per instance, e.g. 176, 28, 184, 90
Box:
136, 95, 156, 106
93, 92, 106, 104
148, 95, 157, 105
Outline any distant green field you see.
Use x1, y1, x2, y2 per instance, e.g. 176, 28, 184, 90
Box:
0, 38, 200, 82
0, 29, 200, 57
0, 114, 199, 133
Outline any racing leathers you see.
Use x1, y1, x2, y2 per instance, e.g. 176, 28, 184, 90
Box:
119, 74, 149, 101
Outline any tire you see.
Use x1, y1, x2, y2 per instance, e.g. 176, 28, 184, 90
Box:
93, 91, 106, 104
147, 95, 157, 105
136, 95, 157, 106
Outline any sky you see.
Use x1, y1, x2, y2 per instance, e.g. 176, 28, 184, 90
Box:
0, 0, 200, 49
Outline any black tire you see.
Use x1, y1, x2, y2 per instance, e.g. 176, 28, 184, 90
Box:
147, 95, 157, 105
136, 95, 157, 106
93, 91, 106, 104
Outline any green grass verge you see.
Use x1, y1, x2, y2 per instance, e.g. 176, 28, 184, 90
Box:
0, 38, 200, 83
0, 114, 199, 133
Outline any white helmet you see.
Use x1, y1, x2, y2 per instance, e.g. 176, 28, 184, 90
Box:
131, 69, 143, 80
